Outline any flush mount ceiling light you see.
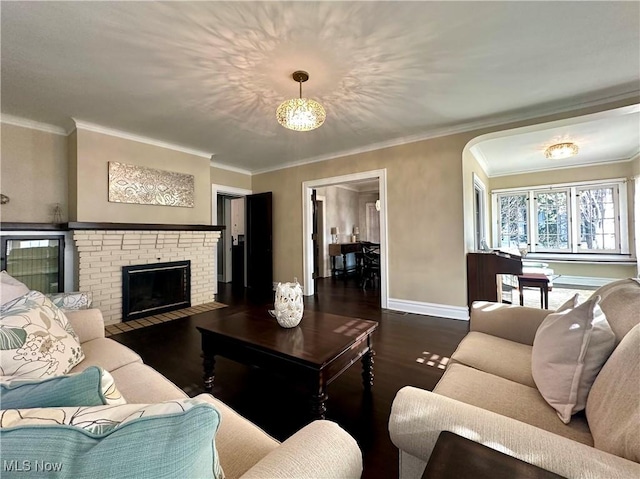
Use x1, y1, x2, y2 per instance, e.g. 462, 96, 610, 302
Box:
276, 71, 326, 132
544, 142, 579, 160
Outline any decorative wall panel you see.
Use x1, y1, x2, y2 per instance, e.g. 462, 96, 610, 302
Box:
108, 162, 194, 207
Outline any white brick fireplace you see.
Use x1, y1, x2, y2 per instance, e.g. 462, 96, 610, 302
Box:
73, 227, 220, 325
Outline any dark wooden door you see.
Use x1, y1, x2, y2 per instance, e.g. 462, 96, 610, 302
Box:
312, 189, 319, 295
246, 192, 273, 300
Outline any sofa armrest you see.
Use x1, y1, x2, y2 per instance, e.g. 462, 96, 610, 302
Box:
389, 386, 640, 479
64, 308, 106, 343
470, 301, 550, 345
240, 420, 362, 479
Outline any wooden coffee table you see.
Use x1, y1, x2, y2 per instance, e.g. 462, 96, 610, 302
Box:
196, 309, 378, 419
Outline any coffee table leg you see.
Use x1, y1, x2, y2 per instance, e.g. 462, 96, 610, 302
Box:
203, 354, 216, 393
362, 348, 375, 390
311, 377, 328, 420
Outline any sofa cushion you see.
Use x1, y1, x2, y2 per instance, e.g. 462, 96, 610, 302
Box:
586, 324, 640, 463
434, 363, 593, 445
532, 295, 615, 423
68, 338, 142, 374
110, 363, 188, 403
0, 271, 29, 305
0, 365, 124, 408
0, 291, 84, 378
450, 332, 535, 387
0, 394, 223, 479
593, 278, 640, 344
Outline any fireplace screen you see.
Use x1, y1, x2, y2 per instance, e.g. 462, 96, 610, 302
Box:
122, 261, 190, 321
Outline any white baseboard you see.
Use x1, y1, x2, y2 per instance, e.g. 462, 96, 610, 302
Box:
387, 298, 469, 321
553, 276, 616, 288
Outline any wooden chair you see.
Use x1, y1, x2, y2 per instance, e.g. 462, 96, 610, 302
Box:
360, 243, 380, 290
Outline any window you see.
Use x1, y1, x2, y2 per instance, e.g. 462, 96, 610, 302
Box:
493, 180, 627, 254
535, 189, 570, 251
577, 186, 619, 251
497, 193, 528, 249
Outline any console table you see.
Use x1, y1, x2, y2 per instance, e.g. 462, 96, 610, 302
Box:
329, 242, 363, 278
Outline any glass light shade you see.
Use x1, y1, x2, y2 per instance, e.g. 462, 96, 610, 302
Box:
276, 98, 326, 131
544, 142, 578, 160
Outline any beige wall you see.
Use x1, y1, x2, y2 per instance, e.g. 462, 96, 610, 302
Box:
548, 261, 636, 279
68, 130, 78, 221
252, 133, 473, 307
210, 166, 251, 191
490, 161, 633, 189
0, 124, 68, 222
73, 129, 211, 224
632, 154, 640, 176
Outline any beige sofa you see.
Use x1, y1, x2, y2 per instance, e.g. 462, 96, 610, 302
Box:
389, 278, 640, 479
64, 308, 363, 479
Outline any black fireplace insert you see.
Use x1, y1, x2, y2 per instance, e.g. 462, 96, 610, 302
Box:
122, 261, 190, 321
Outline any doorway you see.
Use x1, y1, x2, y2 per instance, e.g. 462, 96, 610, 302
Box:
212, 184, 252, 288
302, 169, 388, 308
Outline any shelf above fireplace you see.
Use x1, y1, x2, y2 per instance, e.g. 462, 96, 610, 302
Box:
2, 222, 225, 231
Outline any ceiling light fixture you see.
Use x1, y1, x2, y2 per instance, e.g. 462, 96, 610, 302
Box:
544, 142, 579, 160
276, 71, 326, 132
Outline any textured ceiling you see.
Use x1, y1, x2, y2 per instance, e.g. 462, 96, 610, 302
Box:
1, 1, 639, 174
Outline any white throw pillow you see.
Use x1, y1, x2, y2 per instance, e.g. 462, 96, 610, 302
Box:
0, 291, 84, 378
555, 293, 579, 313
532, 295, 616, 423
0, 271, 30, 306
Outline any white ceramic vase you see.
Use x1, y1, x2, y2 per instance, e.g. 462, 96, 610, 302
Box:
269, 278, 304, 328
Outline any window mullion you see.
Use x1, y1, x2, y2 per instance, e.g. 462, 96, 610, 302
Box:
529, 190, 536, 253
570, 187, 578, 253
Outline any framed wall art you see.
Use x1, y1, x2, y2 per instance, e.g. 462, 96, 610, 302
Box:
108, 162, 194, 208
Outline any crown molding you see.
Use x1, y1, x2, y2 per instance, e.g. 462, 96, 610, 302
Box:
0, 114, 68, 136
209, 158, 252, 176
252, 90, 640, 175
335, 184, 360, 192
469, 145, 490, 174
489, 157, 635, 178
72, 119, 213, 159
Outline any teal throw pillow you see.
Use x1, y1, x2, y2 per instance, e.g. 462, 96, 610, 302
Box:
1, 366, 125, 409
0, 394, 223, 479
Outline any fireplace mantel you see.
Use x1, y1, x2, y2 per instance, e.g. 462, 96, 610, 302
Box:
2, 222, 225, 231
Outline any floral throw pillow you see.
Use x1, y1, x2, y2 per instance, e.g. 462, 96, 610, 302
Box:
0, 291, 84, 378
1, 366, 126, 409
46, 291, 93, 311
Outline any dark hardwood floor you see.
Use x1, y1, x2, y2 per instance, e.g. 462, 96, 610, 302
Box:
112, 277, 468, 479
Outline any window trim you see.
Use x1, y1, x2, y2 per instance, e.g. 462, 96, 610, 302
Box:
492, 178, 629, 255
473, 173, 488, 250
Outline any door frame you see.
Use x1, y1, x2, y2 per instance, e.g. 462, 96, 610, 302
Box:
212, 184, 252, 285
302, 169, 388, 308
316, 195, 328, 277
